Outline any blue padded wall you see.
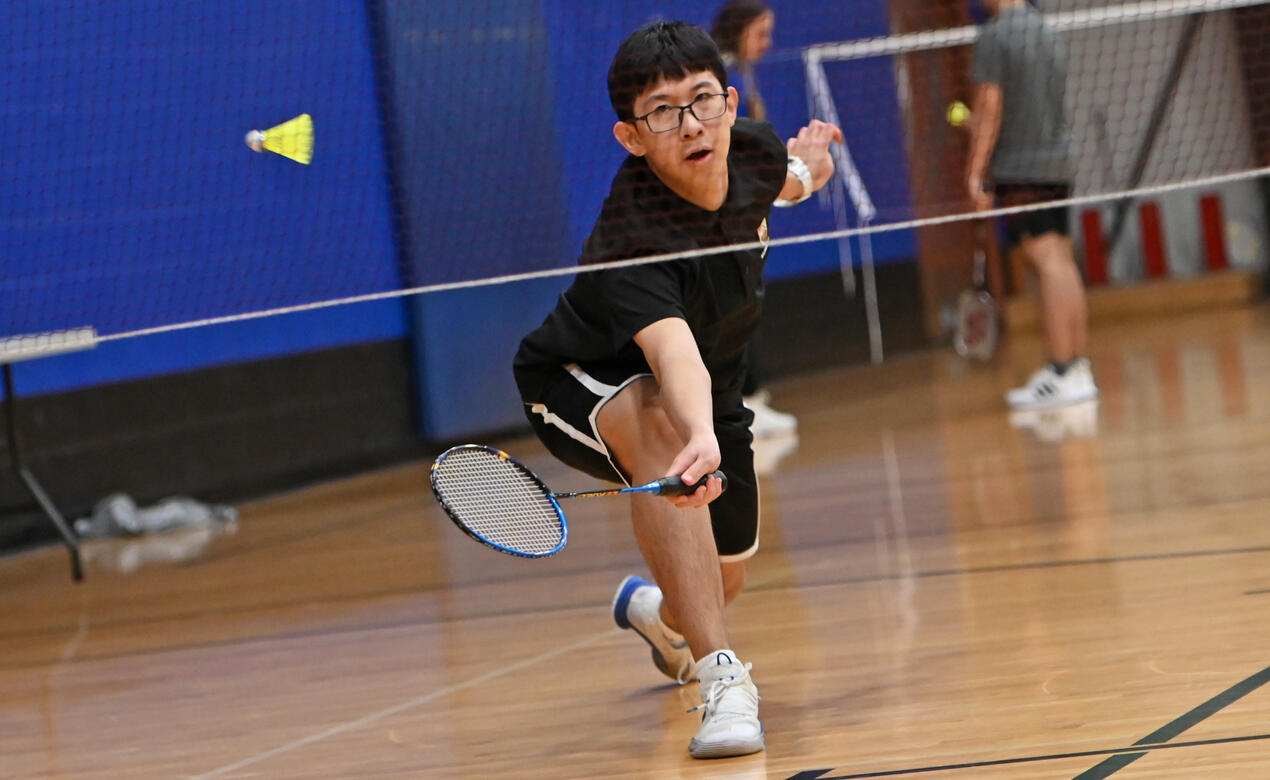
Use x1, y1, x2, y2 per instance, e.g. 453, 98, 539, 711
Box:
2, 1, 406, 396
5, 0, 915, 442
386, 1, 915, 439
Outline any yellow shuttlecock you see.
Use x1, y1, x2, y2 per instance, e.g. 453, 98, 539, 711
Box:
245, 113, 314, 165
946, 101, 971, 128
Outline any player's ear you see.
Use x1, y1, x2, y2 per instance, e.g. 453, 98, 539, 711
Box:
613, 120, 646, 156
725, 86, 740, 126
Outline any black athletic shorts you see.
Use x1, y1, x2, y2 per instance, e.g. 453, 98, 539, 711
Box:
516, 361, 760, 561
994, 182, 1071, 244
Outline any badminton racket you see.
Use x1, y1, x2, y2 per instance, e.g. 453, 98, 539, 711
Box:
953, 220, 1000, 361
430, 444, 726, 558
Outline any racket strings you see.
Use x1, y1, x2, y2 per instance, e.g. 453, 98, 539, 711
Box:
432, 448, 564, 555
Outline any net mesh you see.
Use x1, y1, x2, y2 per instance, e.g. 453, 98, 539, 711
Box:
2, 1, 1267, 358
806, 0, 1270, 221
430, 447, 565, 556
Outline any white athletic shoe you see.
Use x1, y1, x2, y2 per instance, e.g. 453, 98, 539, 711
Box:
743, 390, 798, 438
1005, 358, 1098, 410
751, 430, 799, 476
688, 650, 765, 759
612, 576, 693, 684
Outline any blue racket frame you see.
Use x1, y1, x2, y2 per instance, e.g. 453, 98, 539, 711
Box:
430, 444, 726, 559
430, 445, 568, 558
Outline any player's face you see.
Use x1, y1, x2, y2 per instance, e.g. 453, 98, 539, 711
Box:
618, 72, 739, 208
739, 11, 775, 63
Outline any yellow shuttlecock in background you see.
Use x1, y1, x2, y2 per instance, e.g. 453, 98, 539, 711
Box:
245, 113, 314, 165
946, 101, 971, 128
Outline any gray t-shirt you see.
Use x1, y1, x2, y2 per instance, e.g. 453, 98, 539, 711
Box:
972, 3, 1072, 183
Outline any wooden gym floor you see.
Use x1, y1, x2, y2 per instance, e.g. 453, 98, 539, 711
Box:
3, 303, 1270, 779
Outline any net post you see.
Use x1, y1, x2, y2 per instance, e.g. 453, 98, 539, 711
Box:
802, 49, 883, 362
1, 327, 98, 582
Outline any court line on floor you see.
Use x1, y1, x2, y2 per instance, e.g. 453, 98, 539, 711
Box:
12, 543, 1270, 647
185, 627, 621, 780
9, 543, 1270, 670
784, 664, 1270, 779
185, 551, 823, 778
1071, 663, 1270, 778
783, 733, 1270, 779
749, 543, 1270, 595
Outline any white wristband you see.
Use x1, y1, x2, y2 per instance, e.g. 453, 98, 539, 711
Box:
773, 155, 813, 208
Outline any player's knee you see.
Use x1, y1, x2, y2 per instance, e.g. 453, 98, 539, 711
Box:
600, 402, 686, 480
636, 404, 687, 461
598, 379, 684, 468
1023, 235, 1071, 273
1025, 231, 1068, 254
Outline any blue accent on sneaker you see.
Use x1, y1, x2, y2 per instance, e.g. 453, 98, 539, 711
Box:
612, 575, 648, 630
612, 574, 693, 683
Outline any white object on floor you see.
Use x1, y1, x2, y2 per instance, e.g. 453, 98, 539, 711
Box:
1005, 358, 1098, 410
1009, 399, 1100, 442
743, 389, 797, 437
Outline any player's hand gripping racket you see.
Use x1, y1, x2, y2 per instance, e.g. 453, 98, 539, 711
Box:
430, 444, 727, 558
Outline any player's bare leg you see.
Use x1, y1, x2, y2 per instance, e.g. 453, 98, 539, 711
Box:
599, 376, 730, 658
659, 558, 745, 629
1022, 232, 1086, 363
720, 560, 746, 604
600, 376, 764, 758
1007, 233, 1097, 410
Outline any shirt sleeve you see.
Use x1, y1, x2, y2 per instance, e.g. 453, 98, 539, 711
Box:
972, 24, 1004, 86
590, 259, 690, 351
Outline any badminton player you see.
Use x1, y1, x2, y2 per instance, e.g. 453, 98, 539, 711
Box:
968, 0, 1097, 409
513, 21, 839, 758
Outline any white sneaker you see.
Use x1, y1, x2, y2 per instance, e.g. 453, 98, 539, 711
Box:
612, 576, 693, 684
751, 431, 799, 476
743, 389, 797, 438
1005, 358, 1098, 410
688, 650, 765, 759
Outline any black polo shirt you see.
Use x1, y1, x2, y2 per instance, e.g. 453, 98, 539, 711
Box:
514, 118, 788, 407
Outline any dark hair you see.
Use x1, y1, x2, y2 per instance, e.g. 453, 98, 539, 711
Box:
709, 0, 771, 58
607, 21, 729, 121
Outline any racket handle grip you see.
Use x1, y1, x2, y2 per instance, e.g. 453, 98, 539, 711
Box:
655, 470, 728, 497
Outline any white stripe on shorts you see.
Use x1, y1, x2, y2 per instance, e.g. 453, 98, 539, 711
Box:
532, 363, 654, 487
528, 403, 607, 455
565, 362, 620, 397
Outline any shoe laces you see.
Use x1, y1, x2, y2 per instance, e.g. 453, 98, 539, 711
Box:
687, 662, 758, 718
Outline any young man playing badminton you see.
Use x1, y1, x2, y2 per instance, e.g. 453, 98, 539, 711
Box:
968, 0, 1097, 409
514, 21, 839, 759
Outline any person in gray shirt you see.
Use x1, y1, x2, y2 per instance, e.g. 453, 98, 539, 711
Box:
967, 0, 1098, 410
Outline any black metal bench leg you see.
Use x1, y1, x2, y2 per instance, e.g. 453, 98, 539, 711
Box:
3, 364, 83, 581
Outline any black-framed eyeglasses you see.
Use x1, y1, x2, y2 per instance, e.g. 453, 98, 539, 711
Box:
631, 92, 729, 133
